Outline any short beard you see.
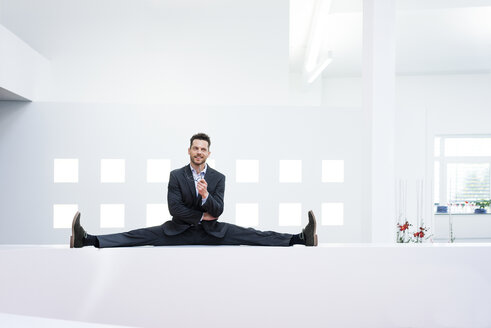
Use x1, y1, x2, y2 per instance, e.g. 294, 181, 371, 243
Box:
190, 156, 205, 166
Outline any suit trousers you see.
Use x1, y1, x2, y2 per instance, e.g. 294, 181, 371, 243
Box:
96, 222, 293, 248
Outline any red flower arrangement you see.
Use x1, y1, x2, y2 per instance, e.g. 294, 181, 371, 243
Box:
412, 226, 430, 242
397, 221, 431, 243
398, 221, 410, 232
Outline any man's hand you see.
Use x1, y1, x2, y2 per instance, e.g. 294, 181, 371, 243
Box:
197, 178, 209, 199
202, 212, 218, 221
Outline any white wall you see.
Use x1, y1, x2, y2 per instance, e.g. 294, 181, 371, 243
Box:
322, 73, 491, 240
397, 74, 491, 229
0, 101, 364, 244
2, 72, 489, 244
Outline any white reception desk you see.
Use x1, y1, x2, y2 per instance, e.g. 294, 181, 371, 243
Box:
1, 244, 490, 328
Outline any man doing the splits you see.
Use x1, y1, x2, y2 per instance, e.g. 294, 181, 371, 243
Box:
70, 133, 318, 248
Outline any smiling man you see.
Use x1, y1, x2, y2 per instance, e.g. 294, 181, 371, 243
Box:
70, 133, 318, 248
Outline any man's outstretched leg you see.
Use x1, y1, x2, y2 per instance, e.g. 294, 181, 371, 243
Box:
69, 211, 191, 248
215, 210, 318, 247
70, 210, 318, 248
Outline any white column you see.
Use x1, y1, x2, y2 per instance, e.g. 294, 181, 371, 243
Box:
362, 0, 396, 242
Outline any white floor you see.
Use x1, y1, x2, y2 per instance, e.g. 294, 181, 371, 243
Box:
0, 312, 132, 328
1, 244, 491, 328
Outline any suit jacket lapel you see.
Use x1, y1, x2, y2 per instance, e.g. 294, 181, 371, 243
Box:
204, 166, 215, 181
183, 165, 198, 202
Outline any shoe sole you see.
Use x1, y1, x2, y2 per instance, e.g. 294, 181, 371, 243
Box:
308, 210, 318, 247
70, 211, 81, 248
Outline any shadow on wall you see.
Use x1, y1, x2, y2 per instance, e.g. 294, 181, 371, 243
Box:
0, 101, 31, 140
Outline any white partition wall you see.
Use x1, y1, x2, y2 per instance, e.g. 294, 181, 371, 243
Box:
0, 102, 364, 244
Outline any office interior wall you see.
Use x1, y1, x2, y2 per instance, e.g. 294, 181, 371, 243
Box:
0, 101, 364, 244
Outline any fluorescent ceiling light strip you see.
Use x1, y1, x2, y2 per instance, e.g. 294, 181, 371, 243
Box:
304, 0, 331, 73
307, 57, 332, 83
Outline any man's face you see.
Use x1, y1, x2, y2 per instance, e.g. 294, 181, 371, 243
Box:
188, 139, 210, 166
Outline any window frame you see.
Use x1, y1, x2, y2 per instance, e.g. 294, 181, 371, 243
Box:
435, 135, 491, 205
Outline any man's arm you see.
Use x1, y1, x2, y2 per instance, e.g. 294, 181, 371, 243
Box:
201, 175, 225, 218
167, 171, 203, 224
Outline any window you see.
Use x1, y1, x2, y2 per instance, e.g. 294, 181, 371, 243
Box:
53, 204, 78, 228
279, 160, 302, 183
435, 136, 491, 205
235, 203, 259, 227
236, 160, 259, 183
100, 204, 125, 228
146, 203, 171, 227
101, 159, 125, 183
54, 159, 79, 183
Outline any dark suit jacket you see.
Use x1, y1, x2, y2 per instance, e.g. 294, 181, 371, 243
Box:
162, 164, 228, 238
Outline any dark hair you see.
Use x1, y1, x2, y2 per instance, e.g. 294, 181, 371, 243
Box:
190, 133, 211, 149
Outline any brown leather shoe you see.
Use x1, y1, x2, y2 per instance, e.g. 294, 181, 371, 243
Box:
70, 211, 86, 248
302, 210, 318, 246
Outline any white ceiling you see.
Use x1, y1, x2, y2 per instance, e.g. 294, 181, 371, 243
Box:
1, 0, 491, 79
1, 0, 291, 104
290, 0, 491, 77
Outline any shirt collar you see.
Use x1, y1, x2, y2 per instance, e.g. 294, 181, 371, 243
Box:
189, 163, 207, 176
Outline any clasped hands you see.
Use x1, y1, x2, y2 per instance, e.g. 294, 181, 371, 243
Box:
197, 178, 217, 221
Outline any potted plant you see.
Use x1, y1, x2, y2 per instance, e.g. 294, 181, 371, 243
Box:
474, 200, 490, 214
